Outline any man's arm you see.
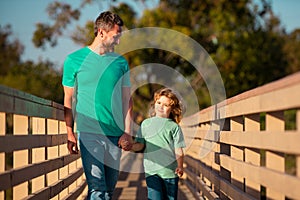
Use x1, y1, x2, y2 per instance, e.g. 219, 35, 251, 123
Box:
118, 86, 133, 150
63, 86, 79, 154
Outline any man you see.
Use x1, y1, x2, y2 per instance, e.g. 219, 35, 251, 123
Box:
62, 11, 132, 199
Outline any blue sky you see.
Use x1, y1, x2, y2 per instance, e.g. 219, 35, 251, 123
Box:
0, 0, 299, 70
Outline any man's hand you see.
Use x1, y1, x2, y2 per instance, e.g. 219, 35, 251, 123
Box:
118, 133, 133, 151
67, 135, 79, 154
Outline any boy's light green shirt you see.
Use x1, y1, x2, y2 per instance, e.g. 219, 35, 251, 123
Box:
137, 116, 186, 178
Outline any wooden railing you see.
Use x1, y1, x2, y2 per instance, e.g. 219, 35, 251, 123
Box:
181, 72, 300, 200
0, 85, 86, 200
1, 72, 300, 200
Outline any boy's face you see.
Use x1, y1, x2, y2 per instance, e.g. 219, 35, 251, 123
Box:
154, 95, 172, 118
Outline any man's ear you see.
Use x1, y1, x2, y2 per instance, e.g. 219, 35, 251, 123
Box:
98, 28, 104, 38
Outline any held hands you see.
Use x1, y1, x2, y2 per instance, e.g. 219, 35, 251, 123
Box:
175, 167, 184, 177
118, 133, 133, 151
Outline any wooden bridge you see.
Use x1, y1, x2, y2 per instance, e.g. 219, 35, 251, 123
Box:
0, 72, 300, 200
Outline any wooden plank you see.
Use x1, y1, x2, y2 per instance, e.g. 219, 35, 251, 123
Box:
265, 111, 285, 200
0, 134, 67, 152
219, 178, 256, 200
221, 84, 300, 119
61, 181, 87, 200
185, 155, 256, 200
24, 168, 84, 200
0, 154, 80, 190
219, 131, 300, 154
297, 110, 300, 179
0, 112, 4, 200
220, 155, 300, 199
0, 85, 64, 120
185, 168, 219, 199
244, 113, 260, 199
230, 116, 244, 191
181, 106, 216, 126
13, 114, 28, 199
32, 117, 46, 193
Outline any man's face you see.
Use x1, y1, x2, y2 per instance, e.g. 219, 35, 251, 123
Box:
102, 24, 122, 50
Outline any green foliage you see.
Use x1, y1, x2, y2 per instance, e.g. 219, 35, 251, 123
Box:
0, 61, 63, 104
0, 25, 63, 104
71, 21, 95, 46
112, 3, 137, 29
3, 0, 300, 120
0, 25, 24, 76
283, 29, 300, 74
32, 1, 80, 49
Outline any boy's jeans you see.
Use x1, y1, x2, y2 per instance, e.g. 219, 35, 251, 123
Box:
79, 132, 121, 200
146, 174, 179, 200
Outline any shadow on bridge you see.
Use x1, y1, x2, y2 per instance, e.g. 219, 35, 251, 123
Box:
112, 151, 194, 200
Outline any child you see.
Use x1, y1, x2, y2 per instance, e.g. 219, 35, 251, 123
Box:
132, 88, 186, 200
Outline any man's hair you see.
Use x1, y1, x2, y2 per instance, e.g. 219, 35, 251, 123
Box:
94, 11, 123, 37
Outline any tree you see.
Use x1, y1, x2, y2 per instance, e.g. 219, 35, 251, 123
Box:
0, 25, 63, 103
0, 25, 24, 76
30, 0, 298, 119
283, 29, 300, 74
32, 1, 80, 49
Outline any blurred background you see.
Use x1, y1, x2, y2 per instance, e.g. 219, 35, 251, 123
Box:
1, 0, 299, 122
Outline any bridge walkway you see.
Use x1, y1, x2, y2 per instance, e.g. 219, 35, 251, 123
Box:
112, 151, 195, 200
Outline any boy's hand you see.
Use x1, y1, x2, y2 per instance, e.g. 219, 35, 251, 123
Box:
175, 167, 183, 177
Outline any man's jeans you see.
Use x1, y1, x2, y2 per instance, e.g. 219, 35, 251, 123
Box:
79, 132, 121, 200
146, 174, 179, 200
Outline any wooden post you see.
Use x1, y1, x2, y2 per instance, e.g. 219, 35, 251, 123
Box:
244, 114, 261, 199
31, 117, 46, 194
13, 115, 28, 200
47, 119, 59, 200
0, 112, 5, 200
265, 111, 285, 200
59, 120, 69, 199
230, 116, 244, 190
296, 110, 300, 179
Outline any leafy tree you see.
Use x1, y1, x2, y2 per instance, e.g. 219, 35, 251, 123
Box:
32, 1, 81, 49
30, 0, 299, 119
0, 25, 24, 76
0, 25, 63, 103
283, 29, 300, 74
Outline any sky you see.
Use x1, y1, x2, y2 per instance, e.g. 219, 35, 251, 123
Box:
0, 0, 300, 70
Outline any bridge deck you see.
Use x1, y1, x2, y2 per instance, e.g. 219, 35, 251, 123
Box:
112, 152, 194, 200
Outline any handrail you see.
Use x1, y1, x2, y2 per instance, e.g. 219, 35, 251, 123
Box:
0, 85, 86, 200
181, 72, 300, 200
0, 71, 300, 199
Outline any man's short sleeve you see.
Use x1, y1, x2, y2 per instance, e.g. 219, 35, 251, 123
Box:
62, 56, 76, 88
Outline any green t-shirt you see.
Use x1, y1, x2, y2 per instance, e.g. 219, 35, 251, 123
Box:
62, 47, 130, 136
136, 116, 186, 178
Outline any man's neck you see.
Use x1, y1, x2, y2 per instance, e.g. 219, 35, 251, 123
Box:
88, 39, 114, 55
88, 43, 106, 55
